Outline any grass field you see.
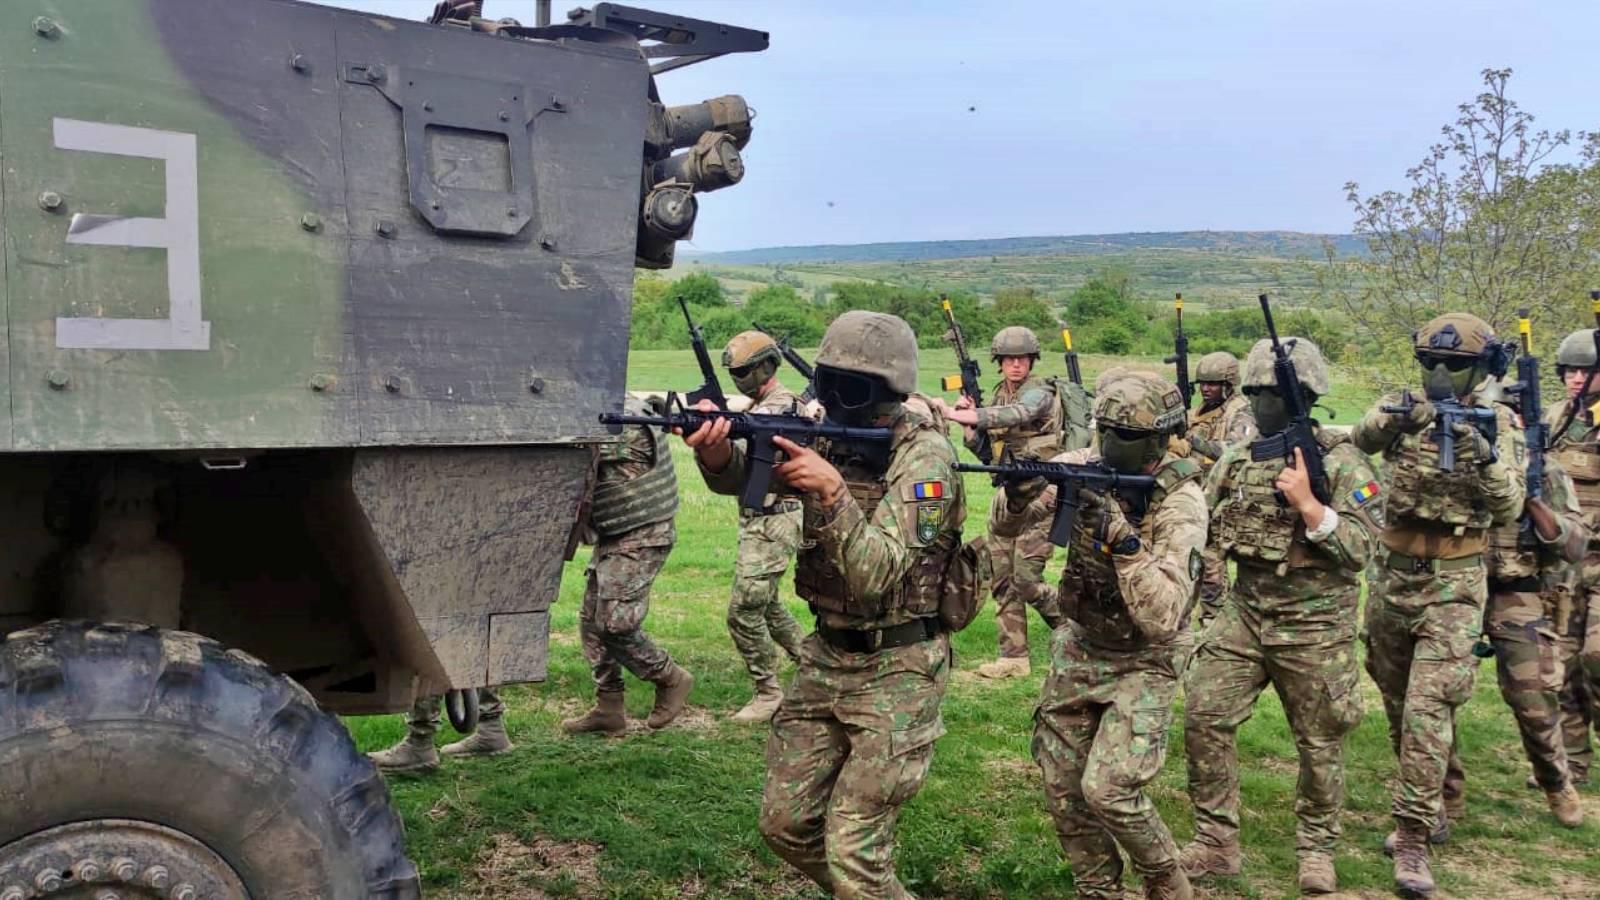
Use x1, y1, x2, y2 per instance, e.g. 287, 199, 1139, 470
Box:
346, 349, 1600, 898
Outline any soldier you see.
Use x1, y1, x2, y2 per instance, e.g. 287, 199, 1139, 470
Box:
1352, 313, 1524, 899
559, 395, 694, 736
1179, 337, 1378, 895
997, 371, 1204, 900
932, 325, 1091, 679
367, 688, 513, 773
1182, 351, 1258, 624
720, 331, 809, 723
683, 311, 966, 898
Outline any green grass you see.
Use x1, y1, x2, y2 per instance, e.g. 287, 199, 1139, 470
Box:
345, 353, 1600, 898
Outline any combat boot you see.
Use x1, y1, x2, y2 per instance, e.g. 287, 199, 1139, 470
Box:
730, 676, 783, 724
1142, 866, 1193, 900
367, 733, 439, 774
562, 690, 627, 736
1443, 791, 1466, 826
977, 656, 1030, 679
1529, 769, 1589, 789
1297, 852, 1337, 895
647, 663, 695, 729
1178, 839, 1242, 878
1391, 825, 1435, 898
440, 716, 514, 758
1547, 782, 1585, 828
1382, 815, 1448, 856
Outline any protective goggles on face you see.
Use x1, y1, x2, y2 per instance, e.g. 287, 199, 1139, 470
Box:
728, 363, 758, 378
1416, 352, 1479, 372
814, 366, 884, 411
1097, 423, 1157, 442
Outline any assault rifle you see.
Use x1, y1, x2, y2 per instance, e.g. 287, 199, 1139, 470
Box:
1381, 392, 1498, 473
599, 393, 891, 511
1061, 328, 1082, 386
1248, 294, 1332, 505
1164, 293, 1193, 409
957, 460, 1155, 547
679, 297, 728, 410
751, 321, 817, 402
938, 294, 992, 462
1504, 309, 1544, 549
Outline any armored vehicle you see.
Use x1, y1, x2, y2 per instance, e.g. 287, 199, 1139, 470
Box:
0, 0, 764, 895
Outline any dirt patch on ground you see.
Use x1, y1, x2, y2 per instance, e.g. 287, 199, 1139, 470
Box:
442, 833, 604, 899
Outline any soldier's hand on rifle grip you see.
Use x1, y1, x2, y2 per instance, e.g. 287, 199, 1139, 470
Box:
680, 401, 733, 472
1525, 496, 1561, 542
1275, 447, 1325, 529
1394, 399, 1435, 434
1003, 475, 1048, 509
954, 394, 975, 412
772, 435, 846, 505
1450, 421, 1494, 463
1077, 489, 1134, 545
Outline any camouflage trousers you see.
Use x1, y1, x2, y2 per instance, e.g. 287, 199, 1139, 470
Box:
1485, 590, 1573, 791
403, 689, 504, 740
759, 631, 950, 899
1556, 632, 1594, 780
1363, 560, 1486, 830
580, 538, 675, 693
1194, 547, 1229, 628
1032, 626, 1192, 899
729, 505, 806, 681
987, 491, 1062, 660
1184, 602, 1362, 856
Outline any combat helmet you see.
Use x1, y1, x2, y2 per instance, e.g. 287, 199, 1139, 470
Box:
723, 330, 781, 370
1195, 351, 1240, 386
1094, 371, 1187, 435
815, 311, 918, 395
1556, 329, 1599, 377
990, 326, 1041, 361
1242, 337, 1330, 397
1413, 313, 1512, 372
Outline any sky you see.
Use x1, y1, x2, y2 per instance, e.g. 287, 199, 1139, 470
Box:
332, 1, 1600, 252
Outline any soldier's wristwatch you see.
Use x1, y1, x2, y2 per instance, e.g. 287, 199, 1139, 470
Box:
1111, 535, 1141, 556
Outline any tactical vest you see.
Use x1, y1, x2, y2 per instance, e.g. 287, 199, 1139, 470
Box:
1552, 433, 1600, 514
1061, 455, 1202, 650
792, 425, 956, 622
589, 420, 679, 538
987, 375, 1064, 462
1188, 393, 1249, 468
1381, 409, 1498, 532
1212, 430, 1344, 572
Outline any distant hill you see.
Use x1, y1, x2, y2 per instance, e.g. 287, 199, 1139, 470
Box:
684, 231, 1366, 265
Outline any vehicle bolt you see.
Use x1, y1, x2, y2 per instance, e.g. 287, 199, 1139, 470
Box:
551, 98, 565, 111
384, 375, 402, 393
528, 377, 545, 394
35, 869, 64, 892
366, 63, 386, 83
0, 888, 23, 900
508, 206, 519, 218
46, 369, 70, 390
109, 859, 137, 881
300, 213, 322, 232
142, 866, 170, 890
430, 201, 441, 210
539, 234, 556, 251
290, 53, 310, 73
376, 220, 397, 238
498, 110, 510, 121
75, 858, 102, 881
422, 102, 434, 112
38, 190, 63, 211
170, 885, 197, 900
96, 891, 122, 900
309, 373, 332, 392
33, 16, 59, 38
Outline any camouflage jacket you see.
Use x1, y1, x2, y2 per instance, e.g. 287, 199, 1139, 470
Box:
1546, 397, 1600, 535
965, 374, 1059, 461
1484, 457, 1586, 584
1186, 392, 1257, 468
589, 420, 677, 549
1205, 426, 1380, 642
993, 447, 1206, 650
751, 381, 806, 417
700, 405, 966, 630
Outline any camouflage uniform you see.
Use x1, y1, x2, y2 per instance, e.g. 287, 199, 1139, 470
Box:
579, 407, 681, 695
1352, 391, 1525, 835
701, 312, 967, 898
1184, 422, 1380, 864
1003, 373, 1205, 900
728, 381, 808, 682
396, 689, 504, 743
1547, 394, 1600, 774
964, 374, 1089, 660
1185, 387, 1258, 625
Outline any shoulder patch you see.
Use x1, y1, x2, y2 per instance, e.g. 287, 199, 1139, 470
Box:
1351, 480, 1379, 505
1188, 548, 1204, 581
916, 502, 943, 542
906, 480, 945, 500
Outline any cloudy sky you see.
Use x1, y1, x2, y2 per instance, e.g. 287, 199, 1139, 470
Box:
334, 1, 1599, 251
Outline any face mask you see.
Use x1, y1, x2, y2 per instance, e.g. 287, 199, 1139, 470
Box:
1098, 426, 1163, 474
1421, 359, 1480, 401
817, 366, 894, 427
731, 361, 773, 399
1248, 388, 1291, 436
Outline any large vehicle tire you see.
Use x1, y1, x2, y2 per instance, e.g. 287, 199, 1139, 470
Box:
0, 621, 420, 899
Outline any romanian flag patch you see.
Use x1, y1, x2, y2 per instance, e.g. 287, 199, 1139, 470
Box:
1092, 540, 1114, 555
912, 481, 944, 500
1351, 481, 1379, 505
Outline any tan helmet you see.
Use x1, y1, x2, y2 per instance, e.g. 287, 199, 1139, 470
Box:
990, 326, 1041, 360
1414, 312, 1496, 357
1194, 351, 1240, 386
815, 310, 918, 394
723, 330, 781, 370
1093, 370, 1187, 434
1242, 337, 1330, 397
1556, 329, 1599, 371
